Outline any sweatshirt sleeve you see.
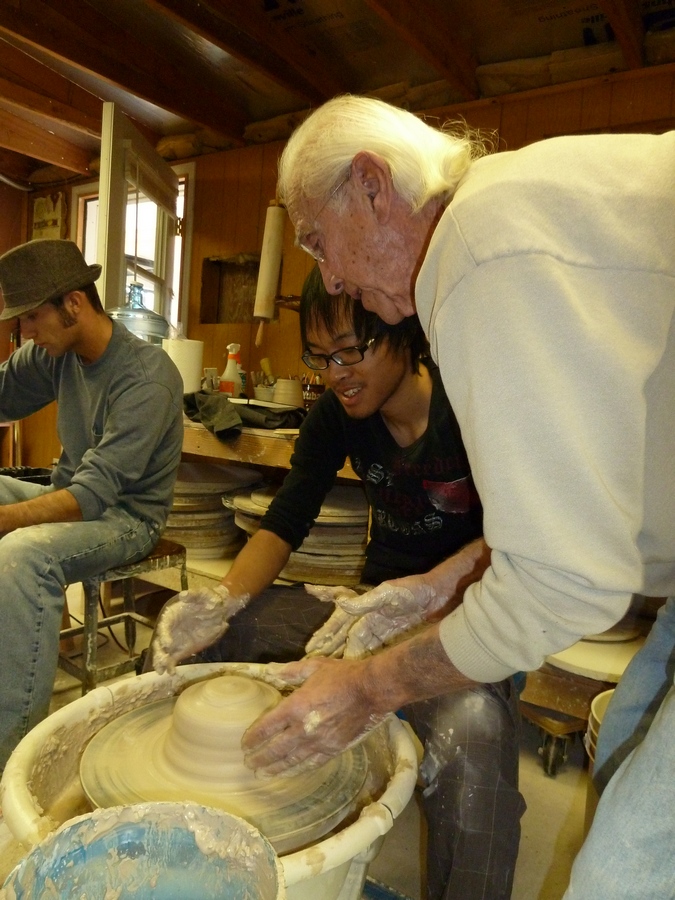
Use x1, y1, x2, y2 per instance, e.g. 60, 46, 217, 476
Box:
66, 378, 182, 521
0, 342, 55, 419
425, 253, 661, 681
260, 391, 349, 548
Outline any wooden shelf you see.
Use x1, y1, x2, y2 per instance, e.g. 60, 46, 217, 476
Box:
182, 421, 357, 480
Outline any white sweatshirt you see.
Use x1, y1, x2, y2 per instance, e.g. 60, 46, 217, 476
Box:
416, 131, 675, 682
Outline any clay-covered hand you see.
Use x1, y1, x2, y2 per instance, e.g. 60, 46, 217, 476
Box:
303, 584, 362, 658
150, 585, 248, 675
331, 577, 444, 659
242, 656, 389, 777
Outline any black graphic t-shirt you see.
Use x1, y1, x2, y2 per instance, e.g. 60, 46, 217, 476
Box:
260, 362, 483, 583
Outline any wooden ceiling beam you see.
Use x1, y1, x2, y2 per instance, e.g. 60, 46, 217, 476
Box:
597, 0, 645, 68
0, 73, 102, 138
147, 0, 340, 103
0, 108, 91, 173
204, 0, 346, 98
0, 0, 247, 143
364, 0, 478, 100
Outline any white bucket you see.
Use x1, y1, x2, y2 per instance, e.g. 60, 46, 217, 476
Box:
0, 664, 418, 900
583, 688, 614, 836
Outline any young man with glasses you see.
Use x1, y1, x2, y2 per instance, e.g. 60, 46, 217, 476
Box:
150, 265, 525, 900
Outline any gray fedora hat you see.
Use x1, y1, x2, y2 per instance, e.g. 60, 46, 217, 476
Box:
0, 239, 101, 321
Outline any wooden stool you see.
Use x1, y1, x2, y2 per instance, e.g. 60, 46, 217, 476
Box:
520, 701, 587, 776
520, 663, 614, 776
58, 537, 188, 694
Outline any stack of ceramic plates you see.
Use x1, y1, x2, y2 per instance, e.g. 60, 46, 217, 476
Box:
166, 462, 262, 559
233, 483, 368, 585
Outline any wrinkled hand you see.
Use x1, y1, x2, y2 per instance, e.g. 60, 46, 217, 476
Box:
242, 656, 388, 777
323, 577, 443, 659
149, 585, 248, 675
304, 584, 362, 657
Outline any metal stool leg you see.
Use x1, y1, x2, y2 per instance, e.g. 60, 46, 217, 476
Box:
58, 540, 188, 693
122, 577, 137, 655
82, 579, 101, 695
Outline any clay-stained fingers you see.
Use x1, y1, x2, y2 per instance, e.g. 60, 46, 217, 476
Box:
241, 657, 378, 777
336, 582, 425, 617
150, 585, 246, 675
342, 610, 425, 658
303, 583, 360, 604
304, 607, 359, 657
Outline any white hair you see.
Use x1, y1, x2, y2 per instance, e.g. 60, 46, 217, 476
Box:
278, 95, 489, 222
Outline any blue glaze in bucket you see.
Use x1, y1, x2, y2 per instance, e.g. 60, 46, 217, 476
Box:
1, 802, 285, 899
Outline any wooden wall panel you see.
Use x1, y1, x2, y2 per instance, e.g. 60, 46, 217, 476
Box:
428, 62, 675, 146
187, 139, 312, 386
526, 90, 583, 141
0, 183, 27, 466
20, 403, 58, 468
579, 82, 613, 132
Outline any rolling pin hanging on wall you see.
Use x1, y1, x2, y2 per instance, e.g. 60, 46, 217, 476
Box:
254, 202, 286, 347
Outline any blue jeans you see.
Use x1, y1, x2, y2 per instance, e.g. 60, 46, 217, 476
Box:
564, 597, 675, 899
0, 476, 159, 770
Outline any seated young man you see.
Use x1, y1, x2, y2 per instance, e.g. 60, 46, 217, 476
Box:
0, 239, 184, 772
150, 266, 525, 900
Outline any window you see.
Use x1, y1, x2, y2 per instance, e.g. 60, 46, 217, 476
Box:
70, 103, 195, 332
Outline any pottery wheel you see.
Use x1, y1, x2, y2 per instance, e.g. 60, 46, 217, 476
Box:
80, 674, 367, 853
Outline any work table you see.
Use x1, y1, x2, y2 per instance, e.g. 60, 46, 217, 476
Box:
182, 420, 357, 481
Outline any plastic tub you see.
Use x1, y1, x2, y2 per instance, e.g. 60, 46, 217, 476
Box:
1, 802, 284, 899
0, 664, 418, 900
583, 688, 615, 837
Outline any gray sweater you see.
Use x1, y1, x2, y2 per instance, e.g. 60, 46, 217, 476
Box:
0, 320, 184, 529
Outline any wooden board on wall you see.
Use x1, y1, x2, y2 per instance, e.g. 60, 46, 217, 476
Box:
425, 62, 675, 147
21, 403, 59, 468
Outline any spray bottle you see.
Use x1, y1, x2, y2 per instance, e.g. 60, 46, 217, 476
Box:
219, 343, 242, 397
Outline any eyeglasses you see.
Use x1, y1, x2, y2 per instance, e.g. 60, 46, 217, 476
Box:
301, 339, 375, 370
297, 173, 350, 263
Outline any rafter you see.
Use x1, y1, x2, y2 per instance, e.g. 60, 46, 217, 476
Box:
0, 0, 246, 144
0, 74, 101, 137
0, 108, 91, 173
598, 0, 645, 68
364, 0, 478, 100
146, 0, 341, 104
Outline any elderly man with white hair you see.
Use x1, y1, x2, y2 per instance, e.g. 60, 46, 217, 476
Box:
241, 96, 675, 900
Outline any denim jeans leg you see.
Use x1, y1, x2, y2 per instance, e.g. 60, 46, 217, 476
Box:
0, 505, 157, 771
563, 682, 675, 899
592, 596, 675, 792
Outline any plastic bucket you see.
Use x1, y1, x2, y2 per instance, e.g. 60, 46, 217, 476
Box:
0, 664, 418, 900
583, 688, 614, 836
1, 802, 285, 899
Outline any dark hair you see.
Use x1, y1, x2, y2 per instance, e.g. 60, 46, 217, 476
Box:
299, 266, 428, 373
49, 282, 104, 315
